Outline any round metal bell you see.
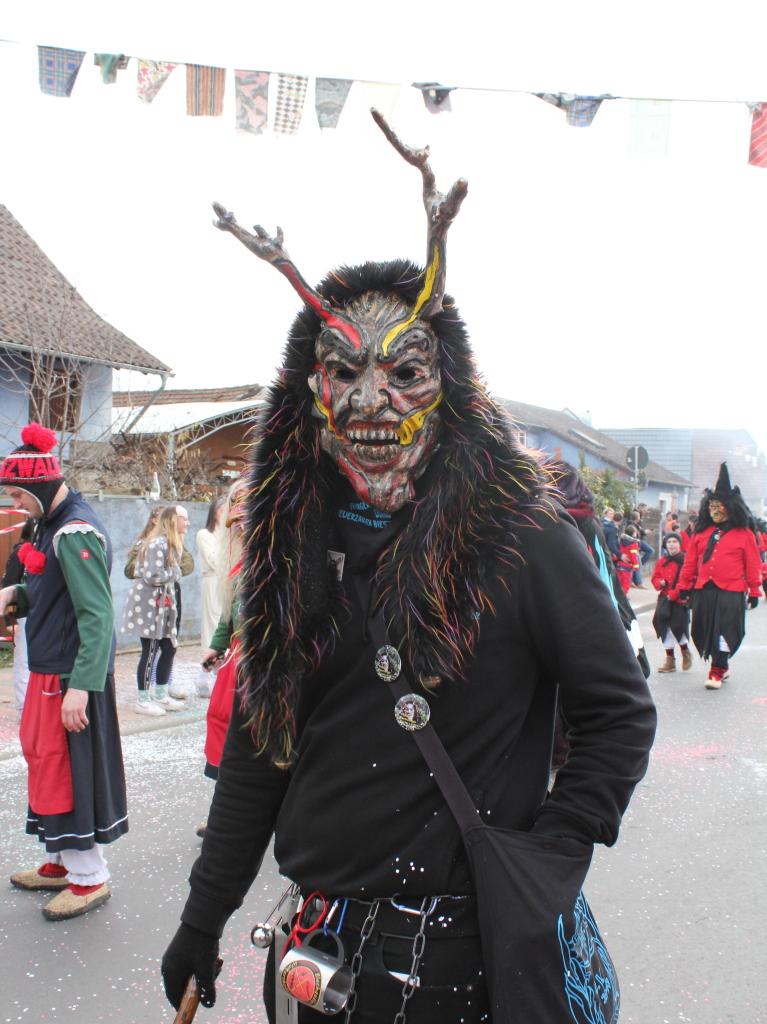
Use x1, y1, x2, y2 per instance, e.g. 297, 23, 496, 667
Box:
394, 693, 430, 731
251, 922, 276, 948
375, 645, 401, 682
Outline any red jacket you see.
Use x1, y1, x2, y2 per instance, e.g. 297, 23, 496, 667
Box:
678, 526, 763, 596
651, 556, 686, 603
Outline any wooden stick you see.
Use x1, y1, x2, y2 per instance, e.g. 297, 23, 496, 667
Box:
172, 960, 223, 1024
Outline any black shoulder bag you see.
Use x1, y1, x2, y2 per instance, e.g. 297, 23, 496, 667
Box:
366, 600, 620, 1024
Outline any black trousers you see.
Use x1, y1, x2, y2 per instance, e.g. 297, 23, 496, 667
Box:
137, 637, 176, 690
263, 925, 490, 1023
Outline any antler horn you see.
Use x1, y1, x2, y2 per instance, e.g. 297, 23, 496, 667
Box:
211, 203, 361, 350
371, 109, 468, 324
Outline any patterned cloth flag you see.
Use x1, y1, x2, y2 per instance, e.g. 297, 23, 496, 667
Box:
628, 99, 671, 159
273, 74, 308, 134
94, 54, 128, 84
315, 78, 353, 128
359, 82, 401, 123
235, 71, 270, 134
38, 46, 86, 97
748, 103, 767, 168
412, 82, 454, 114
137, 60, 177, 104
536, 92, 612, 127
187, 64, 226, 116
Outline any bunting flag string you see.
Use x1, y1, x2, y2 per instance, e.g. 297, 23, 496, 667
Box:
137, 59, 176, 104
273, 73, 308, 135
16, 38, 767, 168
37, 46, 85, 97
536, 92, 613, 127
628, 99, 671, 159
187, 64, 226, 117
235, 70, 269, 134
413, 82, 455, 114
94, 53, 128, 84
748, 103, 767, 168
315, 77, 352, 129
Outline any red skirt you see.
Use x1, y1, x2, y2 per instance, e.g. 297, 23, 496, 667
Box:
19, 672, 75, 816
204, 639, 240, 775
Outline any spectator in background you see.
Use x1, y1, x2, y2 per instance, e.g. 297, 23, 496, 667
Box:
194, 497, 225, 698
122, 505, 190, 716
601, 507, 621, 560
1, 517, 34, 709
664, 511, 680, 533
627, 510, 651, 589
683, 511, 698, 546
615, 524, 640, 594
124, 505, 164, 580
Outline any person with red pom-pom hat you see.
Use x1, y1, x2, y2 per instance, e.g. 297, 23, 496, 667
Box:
0, 424, 127, 921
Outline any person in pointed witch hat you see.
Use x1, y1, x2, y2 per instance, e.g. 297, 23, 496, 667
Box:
678, 463, 763, 689
0, 424, 127, 921
161, 112, 656, 1023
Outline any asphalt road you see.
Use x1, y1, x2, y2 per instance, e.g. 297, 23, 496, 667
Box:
0, 605, 765, 1024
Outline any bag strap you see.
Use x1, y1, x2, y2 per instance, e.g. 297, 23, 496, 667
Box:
356, 574, 482, 835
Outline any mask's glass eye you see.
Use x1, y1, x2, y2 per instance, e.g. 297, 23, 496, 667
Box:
329, 364, 358, 383
391, 365, 420, 385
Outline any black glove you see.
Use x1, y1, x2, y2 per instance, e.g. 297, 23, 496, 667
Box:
161, 922, 221, 1011
678, 589, 690, 602
749, 596, 759, 610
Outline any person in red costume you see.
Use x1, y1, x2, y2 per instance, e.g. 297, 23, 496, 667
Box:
678, 463, 762, 690
651, 532, 692, 673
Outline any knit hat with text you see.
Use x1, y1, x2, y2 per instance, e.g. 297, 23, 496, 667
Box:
0, 424, 64, 514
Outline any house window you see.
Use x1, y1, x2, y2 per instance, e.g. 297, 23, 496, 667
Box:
29, 361, 81, 432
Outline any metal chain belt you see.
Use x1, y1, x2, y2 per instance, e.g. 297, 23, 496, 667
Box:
344, 899, 380, 1021
392, 895, 432, 1024
345, 895, 436, 1024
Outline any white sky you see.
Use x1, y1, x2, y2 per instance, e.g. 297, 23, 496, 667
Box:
1, 1, 766, 452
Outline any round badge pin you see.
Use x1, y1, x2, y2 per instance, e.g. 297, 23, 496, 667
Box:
394, 693, 430, 731
374, 645, 401, 682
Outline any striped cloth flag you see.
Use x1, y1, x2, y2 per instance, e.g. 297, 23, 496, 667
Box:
315, 78, 353, 128
137, 60, 177, 104
235, 71, 270, 134
748, 103, 767, 168
273, 74, 308, 134
187, 65, 226, 116
38, 46, 86, 97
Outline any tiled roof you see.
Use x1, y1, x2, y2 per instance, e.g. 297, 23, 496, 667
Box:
0, 205, 170, 375
499, 397, 691, 486
113, 384, 263, 408
601, 427, 694, 482
691, 428, 767, 501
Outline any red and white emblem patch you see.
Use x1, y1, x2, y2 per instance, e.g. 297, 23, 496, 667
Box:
81, 549, 90, 559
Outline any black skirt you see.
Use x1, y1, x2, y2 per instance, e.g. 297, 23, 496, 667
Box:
690, 584, 747, 661
26, 673, 129, 853
652, 595, 690, 644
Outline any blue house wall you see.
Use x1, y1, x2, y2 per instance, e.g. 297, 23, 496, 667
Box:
0, 351, 113, 448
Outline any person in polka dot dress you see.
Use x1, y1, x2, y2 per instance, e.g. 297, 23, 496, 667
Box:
121, 505, 190, 716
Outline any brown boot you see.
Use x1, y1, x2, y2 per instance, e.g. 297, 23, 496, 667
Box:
657, 656, 676, 673
681, 649, 693, 671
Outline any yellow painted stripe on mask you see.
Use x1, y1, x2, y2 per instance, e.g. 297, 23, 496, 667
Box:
396, 391, 443, 445
381, 243, 440, 357
313, 394, 345, 440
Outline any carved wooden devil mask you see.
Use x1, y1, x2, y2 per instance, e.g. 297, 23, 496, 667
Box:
212, 111, 467, 512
